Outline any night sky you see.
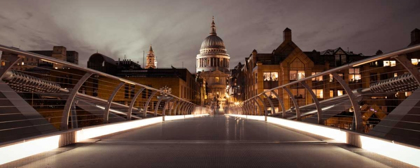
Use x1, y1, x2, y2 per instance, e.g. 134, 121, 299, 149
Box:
0, 0, 419, 73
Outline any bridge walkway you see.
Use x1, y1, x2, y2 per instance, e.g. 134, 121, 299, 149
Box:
16, 115, 411, 168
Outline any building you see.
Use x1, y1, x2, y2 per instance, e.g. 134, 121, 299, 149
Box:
237, 28, 420, 132
196, 17, 230, 109
145, 45, 157, 69
86, 52, 203, 113
1, 46, 79, 71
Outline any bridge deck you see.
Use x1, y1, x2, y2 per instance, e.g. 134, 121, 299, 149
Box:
16, 115, 411, 168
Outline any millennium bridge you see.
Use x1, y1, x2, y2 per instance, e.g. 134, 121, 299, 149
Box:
0, 44, 420, 167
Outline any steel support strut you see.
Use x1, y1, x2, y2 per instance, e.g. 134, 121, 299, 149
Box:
284, 87, 301, 120
252, 98, 263, 115
127, 88, 145, 120
331, 72, 362, 132
104, 82, 124, 123
0, 54, 22, 80
270, 90, 286, 118
262, 92, 275, 114
143, 91, 158, 118
154, 96, 164, 116
256, 96, 268, 120
60, 72, 92, 130
394, 54, 420, 85
300, 81, 323, 124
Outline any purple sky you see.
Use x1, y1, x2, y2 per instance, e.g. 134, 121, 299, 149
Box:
0, 0, 419, 73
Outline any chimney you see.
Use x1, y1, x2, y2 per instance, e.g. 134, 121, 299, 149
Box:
283, 28, 292, 41
411, 28, 420, 46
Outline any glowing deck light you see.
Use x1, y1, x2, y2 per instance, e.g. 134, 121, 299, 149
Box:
76, 117, 162, 142
360, 136, 420, 167
0, 135, 60, 165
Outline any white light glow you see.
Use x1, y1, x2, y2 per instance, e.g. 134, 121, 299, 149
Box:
360, 136, 420, 167
76, 117, 162, 142
266, 117, 347, 142
165, 116, 185, 121
0, 135, 60, 165
226, 114, 346, 143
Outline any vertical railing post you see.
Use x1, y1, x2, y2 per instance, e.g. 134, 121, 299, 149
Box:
154, 96, 164, 116
270, 90, 286, 118
143, 91, 158, 118
60, 72, 92, 130
283, 87, 301, 121
331, 72, 362, 132
256, 96, 267, 121
262, 92, 275, 115
127, 87, 145, 120
103, 82, 124, 123
170, 100, 179, 115
300, 81, 323, 124
252, 98, 263, 116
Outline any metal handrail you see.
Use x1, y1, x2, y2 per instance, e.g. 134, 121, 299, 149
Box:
0, 44, 194, 105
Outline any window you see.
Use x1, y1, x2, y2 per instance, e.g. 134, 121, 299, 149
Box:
124, 84, 129, 98
1, 61, 5, 66
394, 73, 398, 77
370, 73, 378, 83
290, 71, 305, 81
130, 85, 135, 98
337, 90, 344, 96
390, 60, 396, 67
312, 89, 323, 99
263, 72, 279, 81
215, 77, 220, 83
349, 68, 361, 82
329, 74, 333, 82
330, 90, 334, 98
311, 72, 323, 81
383, 60, 396, 67
255, 73, 258, 84
411, 59, 419, 66
405, 92, 412, 97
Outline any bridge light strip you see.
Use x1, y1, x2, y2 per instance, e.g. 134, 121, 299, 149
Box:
0, 114, 209, 165
226, 114, 420, 167
0, 135, 60, 165
360, 136, 420, 167
76, 117, 162, 142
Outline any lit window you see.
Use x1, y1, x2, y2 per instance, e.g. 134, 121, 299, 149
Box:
311, 72, 323, 81
312, 89, 323, 99
394, 73, 398, 77
1, 61, 5, 66
383, 60, 390, 67
411, 59, 419, 66
329, 74, 333, 82
21, 62, 24, 65
390, 60, 396, 67
263, 72, 279, 81
290, 71, 305, 81
349, 68, 361, 82
405, 92, 412, 97
215, 77, 220, 83
337, 90, 344, 96
330, 90, 334, 98
263, 72, 271, 81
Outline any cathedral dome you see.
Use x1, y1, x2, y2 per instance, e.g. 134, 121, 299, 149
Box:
200, 35, 225, 50
199, 17, 228, 55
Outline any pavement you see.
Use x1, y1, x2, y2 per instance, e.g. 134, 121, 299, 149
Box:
5, 115, 415, 168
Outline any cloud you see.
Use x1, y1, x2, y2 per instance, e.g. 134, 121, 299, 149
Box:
0, 0, 419, 72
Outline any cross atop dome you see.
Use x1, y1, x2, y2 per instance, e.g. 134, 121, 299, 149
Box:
210, 16, 217, 35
